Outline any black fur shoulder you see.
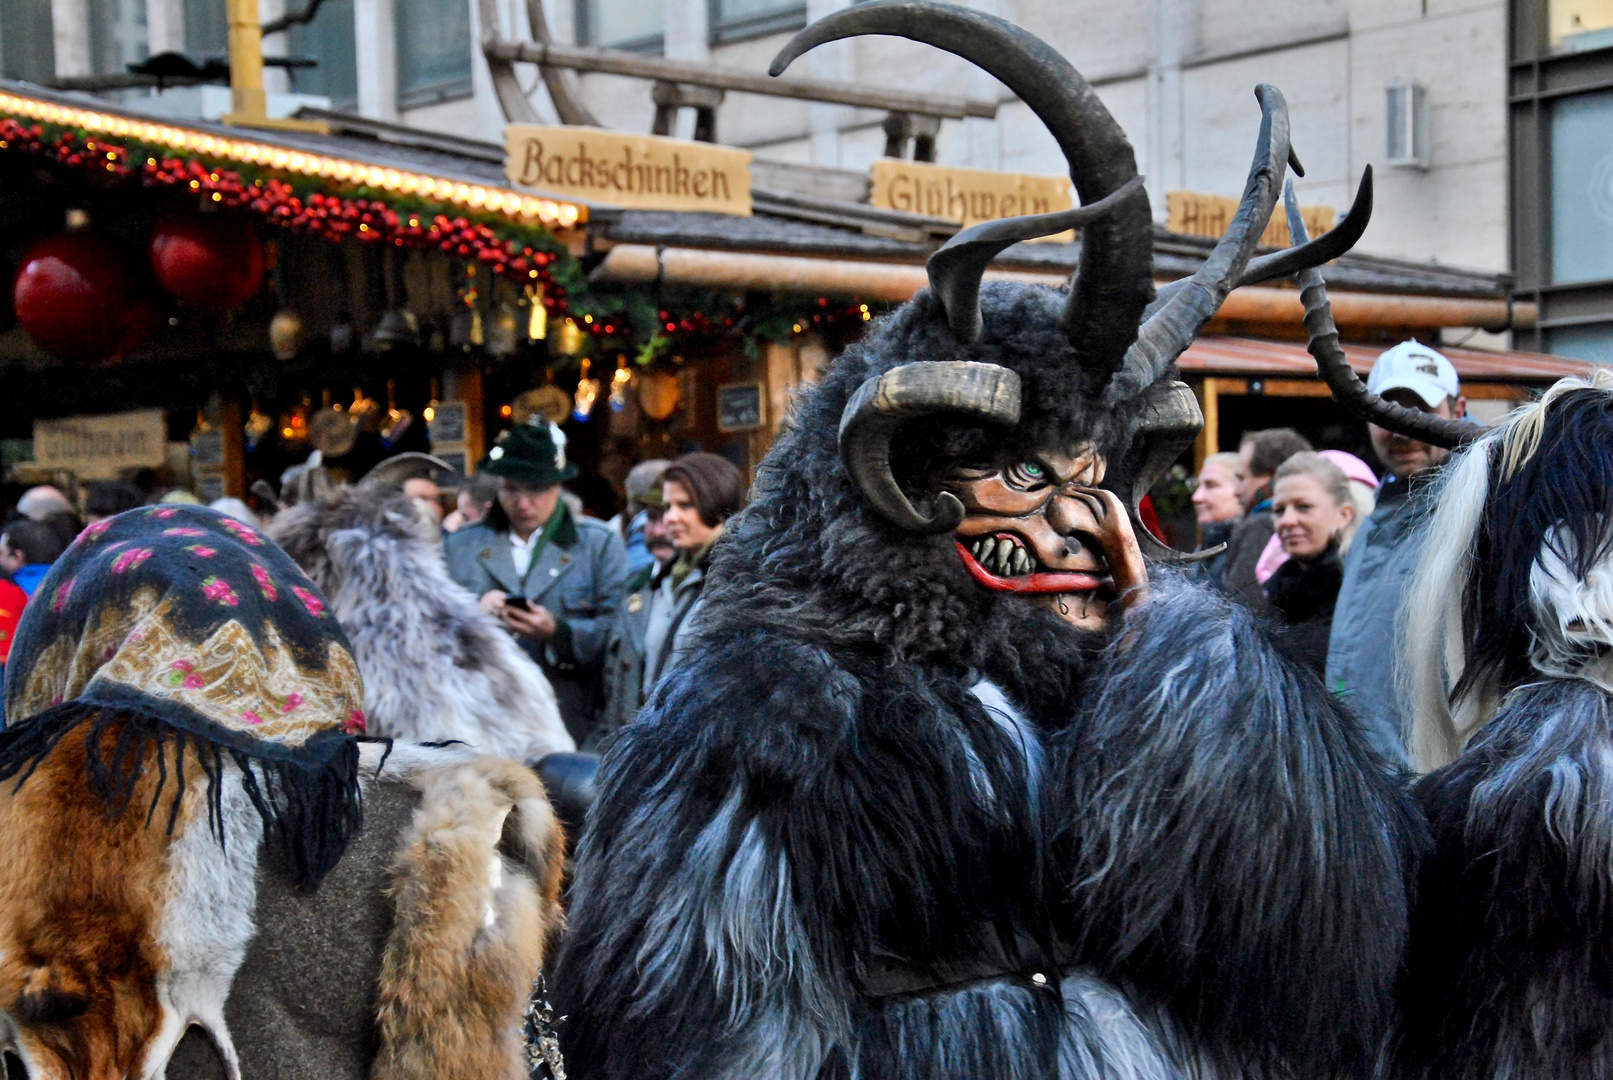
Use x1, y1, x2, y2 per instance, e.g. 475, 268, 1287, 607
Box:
556, 625, 1057, 1079
1395, 677, 1613, 1080
1047, 574, 1425, 1078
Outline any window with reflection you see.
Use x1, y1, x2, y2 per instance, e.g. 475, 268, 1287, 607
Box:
1551, 0, 1613, 52
577, 0, 664, 51
1550, 89, 1613, 284
288, 0, 357, 108
398, 0, 472, 107
708, 0, 805, 44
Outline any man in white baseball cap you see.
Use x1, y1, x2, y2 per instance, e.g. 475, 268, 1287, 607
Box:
1364, 340, 1466, 479
1327, 340, 1466, 769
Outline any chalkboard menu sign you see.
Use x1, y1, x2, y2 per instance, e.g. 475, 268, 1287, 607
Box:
428, 401, 466, 445
717, 382, 764, 432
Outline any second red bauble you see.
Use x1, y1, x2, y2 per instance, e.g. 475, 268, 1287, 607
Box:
149, 211, 265, 311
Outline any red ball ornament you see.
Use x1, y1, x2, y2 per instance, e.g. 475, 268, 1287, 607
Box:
149, 211, 266, 311
13, 231, 149, 362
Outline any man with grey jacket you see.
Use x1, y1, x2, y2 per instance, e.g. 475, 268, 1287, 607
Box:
1326, 341, 1466, 767
444, 420, 627, 746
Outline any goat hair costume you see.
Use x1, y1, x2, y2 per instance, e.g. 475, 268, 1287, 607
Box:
1389, 374, 1613, 1080
0, 506, 565, 1080
554, 4, 1469, 1079
269, 483, 574, 761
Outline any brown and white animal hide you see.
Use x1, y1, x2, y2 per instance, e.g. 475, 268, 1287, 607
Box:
268, 485, 574, 760
0, 734, 564, 1080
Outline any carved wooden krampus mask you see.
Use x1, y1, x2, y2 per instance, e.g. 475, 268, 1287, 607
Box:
771, 0, 1482, 626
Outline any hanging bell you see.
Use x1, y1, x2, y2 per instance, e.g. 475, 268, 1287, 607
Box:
372, 308, 420, 350
269, 309, 305, 360
526, 286, 548, 341
330, 313, 358, 356
488, 303, 519, 357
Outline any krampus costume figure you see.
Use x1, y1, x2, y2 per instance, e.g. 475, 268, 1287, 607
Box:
0, 506, 564, 1080
555, 5, 1438, 1078
270, 483, 574, 761
1382, 373, 1613, 1080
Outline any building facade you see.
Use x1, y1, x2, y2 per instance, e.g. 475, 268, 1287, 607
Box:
0, 0, 1543, 343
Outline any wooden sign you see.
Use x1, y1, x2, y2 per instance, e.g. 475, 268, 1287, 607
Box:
33, 409, 167, 479
717, 382, 765, 432
506, 125, 752, 216
1166, 190, 1336, 248
870, 159, 1074, 240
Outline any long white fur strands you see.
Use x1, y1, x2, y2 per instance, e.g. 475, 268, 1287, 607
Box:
1405, 373, 1613, 773
1403, 435, 1495, 773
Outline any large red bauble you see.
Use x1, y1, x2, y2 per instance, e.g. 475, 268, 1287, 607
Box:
13, 232, 150, 363
149, 211, 265, 310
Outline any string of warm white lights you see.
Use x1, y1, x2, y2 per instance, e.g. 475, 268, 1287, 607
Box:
0, 91, 586, 231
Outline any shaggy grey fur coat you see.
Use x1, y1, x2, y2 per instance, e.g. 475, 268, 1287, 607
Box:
269, 486, 573, 760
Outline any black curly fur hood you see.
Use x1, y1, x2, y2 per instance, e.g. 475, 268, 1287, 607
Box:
699, 282, 1139, 713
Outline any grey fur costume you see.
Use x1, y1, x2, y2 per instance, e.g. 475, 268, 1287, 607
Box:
270, 485, 573, 760
554, 5, 1429, 1077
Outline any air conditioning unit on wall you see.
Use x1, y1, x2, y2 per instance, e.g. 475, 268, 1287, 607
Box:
1386, 81, 1430, 169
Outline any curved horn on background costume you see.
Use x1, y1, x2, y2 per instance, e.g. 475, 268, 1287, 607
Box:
926, 177, 1146, 343
1142, 166, 1373, 319
1126, 381, 1224, 564
1287, 180, 1485, 449
1116, 85, 1292, 396
772, 0, 1154, 388
839, 361, 1022, 533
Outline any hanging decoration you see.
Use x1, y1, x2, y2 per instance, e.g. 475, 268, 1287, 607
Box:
609, 356, 632, 412
268, 308, 305, 359
380, 380, 412, 448
244, 399, 274, 451
0, 115, 895, 363
526, 285, 548, 340
637, 370, 681, 421
573, 358, 600, 421
147, 210, 265, 310
12, 229, 155, 363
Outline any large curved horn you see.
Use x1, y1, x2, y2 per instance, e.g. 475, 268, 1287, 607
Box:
928, 176, 1145, 343
1114, 85, 1290, 397
1125, 381, 1224, 564
772, 0, 1153, 389
840, 361, 1022, 533
1286, 182, 1483, 449
1143, 168, 1374, 319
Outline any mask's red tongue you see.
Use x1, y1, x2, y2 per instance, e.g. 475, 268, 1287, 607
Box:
955, 541, 1106, 594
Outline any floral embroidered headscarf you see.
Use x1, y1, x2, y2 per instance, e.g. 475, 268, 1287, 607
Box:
0, 505, 373, 887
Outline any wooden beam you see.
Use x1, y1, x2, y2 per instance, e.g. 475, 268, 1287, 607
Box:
485, 39, 1000, 120
1193, 376, 1219, 470
220, 398, 245, 498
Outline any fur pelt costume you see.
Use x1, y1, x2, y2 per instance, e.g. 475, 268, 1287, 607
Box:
270, 484, 574, 761
1388, 372, 1613, 1080
554, 5, 1455, 1078
0, 507, 564, 1080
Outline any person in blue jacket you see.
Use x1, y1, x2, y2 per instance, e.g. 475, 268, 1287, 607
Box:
444, 420, 627, 746
0, 517, 68, 598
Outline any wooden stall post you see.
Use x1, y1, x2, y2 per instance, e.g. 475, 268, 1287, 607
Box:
220, 398, 246, 498
1193, 377, 1220, 471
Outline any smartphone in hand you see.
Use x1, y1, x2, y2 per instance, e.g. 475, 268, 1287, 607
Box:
503, 596, 531, 611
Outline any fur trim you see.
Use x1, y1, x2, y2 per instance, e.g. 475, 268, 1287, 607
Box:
270, 486, 573, 760
1396, 677, 1613, 1080
0, 725, 195, 1080
371, 754, 565, 1080
1049, 574, 1424, 1078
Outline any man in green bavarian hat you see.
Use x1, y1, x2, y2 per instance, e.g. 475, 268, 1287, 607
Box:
444, 419, 627, 745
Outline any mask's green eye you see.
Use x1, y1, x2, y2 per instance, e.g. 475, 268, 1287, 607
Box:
1007, 461, 1051, 489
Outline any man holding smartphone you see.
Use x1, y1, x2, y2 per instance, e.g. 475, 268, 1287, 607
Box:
444, 419, 627, 745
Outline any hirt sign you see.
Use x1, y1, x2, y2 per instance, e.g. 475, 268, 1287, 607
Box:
505, 126, 752, 216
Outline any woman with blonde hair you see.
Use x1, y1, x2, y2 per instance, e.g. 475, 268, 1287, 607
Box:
1261, 452, 1357, 671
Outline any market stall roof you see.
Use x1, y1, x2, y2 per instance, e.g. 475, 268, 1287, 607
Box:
1181, 335, 1593, 382
0, 81, 590, 230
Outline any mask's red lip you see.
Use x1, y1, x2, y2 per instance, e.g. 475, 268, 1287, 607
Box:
955, 541, 1106, 594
